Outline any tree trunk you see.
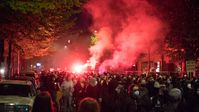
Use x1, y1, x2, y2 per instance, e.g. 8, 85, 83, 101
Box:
148, 47, 151, 72
0, 38, 4, 67
17, 50, 20, 75
7, 40, 12, 79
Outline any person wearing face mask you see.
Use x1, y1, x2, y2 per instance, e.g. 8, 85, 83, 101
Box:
192, 88, 199, 112
113, 83, 130, 112
139, 79, 151, 112
183, 82, 195, 112
151, 84, 168, 112
133, 89, 140, 98
127, 84, 150, 112
126, 84, 139, 112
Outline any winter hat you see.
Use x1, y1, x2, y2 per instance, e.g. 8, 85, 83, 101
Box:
133, 85, 139, 91
169, 88, 182, 101
154, 81, 160, 88
90, 78, 98, 87
149, 77, 154, 82
141, 79, 147, 85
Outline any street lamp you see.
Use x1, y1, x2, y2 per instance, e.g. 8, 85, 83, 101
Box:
36, 63, 41, 67
0, 68, 5, 78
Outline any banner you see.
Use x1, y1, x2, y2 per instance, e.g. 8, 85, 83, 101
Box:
186, 60, 196, 72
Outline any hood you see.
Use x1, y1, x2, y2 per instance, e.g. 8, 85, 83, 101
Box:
0, 96, 34, 106
169, 88, 182, 101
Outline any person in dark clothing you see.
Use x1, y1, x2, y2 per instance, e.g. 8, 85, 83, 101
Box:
163, 88, 188, 112
32, 91, 55, 112
114, 83, 130, 112
78, 97, 100, 112
85, 77, 99, 99
139, 80, 151, 112
100, 80, 111, 112
127, 84, 141, 112
192, 88, 199, 112
151, 85, 168, 112
74, 78, 86, 106
183, 83, 195, 112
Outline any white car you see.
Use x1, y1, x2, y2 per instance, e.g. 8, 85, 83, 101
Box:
0, 79, 36, 112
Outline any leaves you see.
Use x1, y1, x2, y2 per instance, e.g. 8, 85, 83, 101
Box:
161, 0, 199, 60
0, 0, 86, 59
5, 1, 52, 13
90, 34, 98, 46
5, 0, 82, 14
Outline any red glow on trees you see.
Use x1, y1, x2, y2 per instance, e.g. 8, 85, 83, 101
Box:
85, 0, 167, 71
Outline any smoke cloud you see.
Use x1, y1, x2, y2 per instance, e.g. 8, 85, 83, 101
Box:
85, 0, 166, 71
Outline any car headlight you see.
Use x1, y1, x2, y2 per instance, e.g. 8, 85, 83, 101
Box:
15, 105, 30, 112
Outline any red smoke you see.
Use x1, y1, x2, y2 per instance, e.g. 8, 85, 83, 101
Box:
85, 0, 166, 71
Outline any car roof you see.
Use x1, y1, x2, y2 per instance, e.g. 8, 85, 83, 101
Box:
13, 76, 35, 80
0, 80, 32, 86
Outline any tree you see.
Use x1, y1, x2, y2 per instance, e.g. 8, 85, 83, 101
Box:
0, 0, 86, 59
0, 0, 87, 77
151, 0, 199, 61
90, 33, 98, 46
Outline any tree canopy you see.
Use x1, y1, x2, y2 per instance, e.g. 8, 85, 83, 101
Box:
150, 0, 199, 61
0, 0, 86, 59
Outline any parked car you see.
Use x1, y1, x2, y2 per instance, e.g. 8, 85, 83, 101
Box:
20, 71, 40, 88
20, 71, 38, 79
12, 76, 38, 89
0, 79, 36, 112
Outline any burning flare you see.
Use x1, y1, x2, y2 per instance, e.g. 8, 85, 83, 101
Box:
85, 0, 166, 72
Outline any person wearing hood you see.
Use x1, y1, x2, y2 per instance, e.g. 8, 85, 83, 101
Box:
126, 84, 140, 112
85, 77, 100, 100
139, 79, 151, 112
192, 87, 199, 112
77, 97, 100, 112
74, 77, 87, 107
183, 82, 195, 112
151, 81, 168, 112
163, 88, 188, 112
146, 77, 156, 97
32, 91, 55, 112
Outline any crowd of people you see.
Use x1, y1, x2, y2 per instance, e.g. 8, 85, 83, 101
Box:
32, 71, 199, 112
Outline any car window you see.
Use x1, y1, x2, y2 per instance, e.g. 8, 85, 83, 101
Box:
0, 84, 32, 97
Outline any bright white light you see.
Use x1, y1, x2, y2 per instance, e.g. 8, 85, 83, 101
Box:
72, 63, 88, 73
73, 64, 84, 73
0, 68, 5, 74
68, 40, 71, 43
36, 63, 41, 67
50, 68, 54, 72
57, 68, 61, 71
156, 62, 160, 72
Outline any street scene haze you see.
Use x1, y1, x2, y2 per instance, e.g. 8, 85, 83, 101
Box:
0, 0, 199, 112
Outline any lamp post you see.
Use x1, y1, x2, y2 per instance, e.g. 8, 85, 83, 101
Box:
148, 47, 151, 73
0, 37, 4, 69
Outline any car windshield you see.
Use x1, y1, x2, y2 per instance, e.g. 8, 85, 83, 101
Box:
0, 84, 31, 97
